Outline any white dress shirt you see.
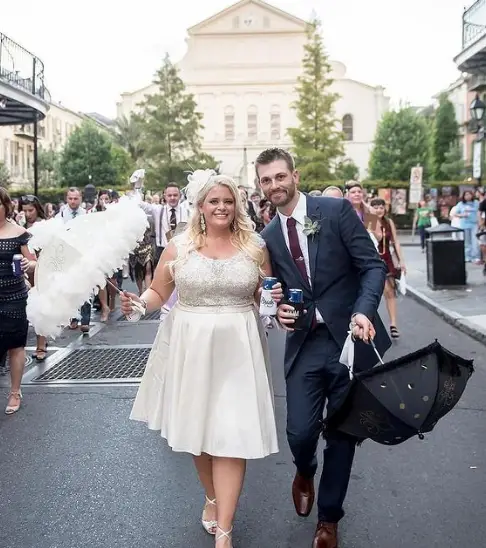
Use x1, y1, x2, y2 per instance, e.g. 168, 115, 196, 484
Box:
277, 192, 324, 323
56, 206, 86, 223
140, 202, 188, 248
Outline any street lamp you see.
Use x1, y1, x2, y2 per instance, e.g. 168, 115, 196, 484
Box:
470, 94, 486, 186
470, 94, 486, 122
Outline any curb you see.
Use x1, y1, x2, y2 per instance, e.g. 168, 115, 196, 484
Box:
406, 284, 486, 344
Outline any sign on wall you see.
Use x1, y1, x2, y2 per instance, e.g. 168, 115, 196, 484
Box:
409, 165, 423, 205
473, 141, 482, 179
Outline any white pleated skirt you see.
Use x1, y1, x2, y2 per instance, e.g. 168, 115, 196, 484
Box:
130, 302, 279, 459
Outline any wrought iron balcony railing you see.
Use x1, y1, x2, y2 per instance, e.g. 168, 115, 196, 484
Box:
0, 32, 48, 101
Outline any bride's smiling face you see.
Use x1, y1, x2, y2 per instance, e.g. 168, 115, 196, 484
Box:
200, 184, 236, 231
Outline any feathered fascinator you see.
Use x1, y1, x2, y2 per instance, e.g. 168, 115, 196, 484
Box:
183, 169, 217, 209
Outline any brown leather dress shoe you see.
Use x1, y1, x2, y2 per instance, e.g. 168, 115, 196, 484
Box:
292, 472, 315, 517
313, 521, 338, 548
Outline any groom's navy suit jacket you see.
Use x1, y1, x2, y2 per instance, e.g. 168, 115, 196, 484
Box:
262, 194, 391, 377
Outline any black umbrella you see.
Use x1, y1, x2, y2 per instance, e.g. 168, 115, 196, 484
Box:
325, 341, 474, 446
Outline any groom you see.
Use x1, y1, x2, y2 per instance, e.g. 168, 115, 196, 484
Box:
258, 148, 391, 548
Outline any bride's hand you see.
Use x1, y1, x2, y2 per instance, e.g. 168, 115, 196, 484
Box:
270, 282, 284, 304
120, 291, 141, 317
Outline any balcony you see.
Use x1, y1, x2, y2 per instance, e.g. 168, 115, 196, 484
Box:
0, 32, 49, 125
455, 1, 486, 74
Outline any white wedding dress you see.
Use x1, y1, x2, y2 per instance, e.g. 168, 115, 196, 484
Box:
130, 234, 279, 459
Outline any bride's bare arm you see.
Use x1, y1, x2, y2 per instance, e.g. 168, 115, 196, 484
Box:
140, 243, 177, 312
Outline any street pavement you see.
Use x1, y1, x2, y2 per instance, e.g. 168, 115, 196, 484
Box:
1, 295, 485, 548
404, 244, 486, 342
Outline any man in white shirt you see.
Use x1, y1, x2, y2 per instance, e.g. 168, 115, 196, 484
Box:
140, 183, 188, 265
56, 187, 91, 333
56, 187, 86, 221
259, 148, 390, 548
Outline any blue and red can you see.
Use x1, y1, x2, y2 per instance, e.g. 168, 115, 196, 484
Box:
12, 254, 23, 277
288, 288, 304, 329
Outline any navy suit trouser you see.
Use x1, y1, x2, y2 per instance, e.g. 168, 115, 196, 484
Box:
286, 324, 356, 523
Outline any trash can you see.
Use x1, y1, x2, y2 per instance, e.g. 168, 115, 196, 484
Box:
425, 224, 466, 290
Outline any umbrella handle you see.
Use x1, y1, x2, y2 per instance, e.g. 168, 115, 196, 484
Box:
370, 339, 385, 365
105, 278, 146, 314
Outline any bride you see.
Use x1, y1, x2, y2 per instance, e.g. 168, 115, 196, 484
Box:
121, 172, 282, 547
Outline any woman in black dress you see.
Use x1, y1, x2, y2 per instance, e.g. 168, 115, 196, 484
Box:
0, 188, 36, 414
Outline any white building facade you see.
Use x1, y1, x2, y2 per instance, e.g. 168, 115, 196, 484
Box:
117, 0, 389, 184
0, 102, 110, 188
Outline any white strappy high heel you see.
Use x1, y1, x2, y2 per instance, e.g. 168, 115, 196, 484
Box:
5, 390, 22, 415
201, 496, 217, 535
215, 526, 233, 547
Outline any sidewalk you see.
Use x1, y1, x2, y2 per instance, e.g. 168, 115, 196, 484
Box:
404, 245, 486, 343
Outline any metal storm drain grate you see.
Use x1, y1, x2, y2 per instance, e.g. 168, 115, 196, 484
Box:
32, 347, 150, 382
118, 310, 161, 321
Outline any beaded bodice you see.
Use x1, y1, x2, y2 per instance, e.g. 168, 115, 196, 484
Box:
173, 238, 260, 308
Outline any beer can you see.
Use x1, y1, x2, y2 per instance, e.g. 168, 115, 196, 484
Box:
288, 289, 304, 304
12, 254, 23, 277
288, 288, 304, 330
260, 277, 278, 317
262, 277, 278, 290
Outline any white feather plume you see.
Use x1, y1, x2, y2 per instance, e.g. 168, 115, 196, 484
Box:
27, 195, 148, 338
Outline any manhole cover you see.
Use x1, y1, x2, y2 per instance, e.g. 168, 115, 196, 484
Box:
32, 347, 150, 382
118, 310, 161, 321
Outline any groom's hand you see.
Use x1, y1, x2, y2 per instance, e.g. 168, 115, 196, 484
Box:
277, 304, 298, 331
351, 313, 375, 343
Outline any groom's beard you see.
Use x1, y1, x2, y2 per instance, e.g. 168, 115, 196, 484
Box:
268, 185, 296, 207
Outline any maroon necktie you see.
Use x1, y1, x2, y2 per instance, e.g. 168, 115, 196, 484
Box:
286, 217, 317, 329
286, 217, 308, 282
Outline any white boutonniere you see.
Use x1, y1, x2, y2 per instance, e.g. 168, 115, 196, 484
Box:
303, 215, 321, 239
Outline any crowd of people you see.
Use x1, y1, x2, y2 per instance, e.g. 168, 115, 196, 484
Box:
2, 153, 484, 547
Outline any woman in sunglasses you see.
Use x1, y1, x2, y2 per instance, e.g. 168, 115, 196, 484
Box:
19, 195, 48, 361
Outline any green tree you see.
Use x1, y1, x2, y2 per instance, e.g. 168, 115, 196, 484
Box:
440, 143, 466, 181
288, 17, 344, 183
111, 145, 135, 186
431, 94, 459, 180
38, 148, 61, 188
368, 108, 431, 181
113, 115, 144, 163
60, 121, 116, 187
334, 158, 359, 181
0, 161, 10, 188
137, 53, 217, 185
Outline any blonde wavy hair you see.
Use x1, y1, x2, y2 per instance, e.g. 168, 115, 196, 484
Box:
168, 175, 265, 275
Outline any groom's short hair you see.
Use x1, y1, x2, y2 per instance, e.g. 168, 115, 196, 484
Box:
255, 148, 295, 177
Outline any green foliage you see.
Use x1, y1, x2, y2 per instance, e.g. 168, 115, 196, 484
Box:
334, 158, 359, 182
288, 17, 344, 183
112, 115, 144, 163
431, 94, 459, 180
38, 148, 61, 188
111, 145, 135, 186
440, 143, 466, 181
136, 53, 218, 186
368, 108, 431, 181
60, 121, 116, 187
0, 161, 10, 188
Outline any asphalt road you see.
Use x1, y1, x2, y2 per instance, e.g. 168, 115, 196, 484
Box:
1, 296, 485, 548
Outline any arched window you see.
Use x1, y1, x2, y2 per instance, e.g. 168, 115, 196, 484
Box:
247, 105, 258, 139
224, 106, 235, 141
270, 105, 281, 141
342, 114, 353, 141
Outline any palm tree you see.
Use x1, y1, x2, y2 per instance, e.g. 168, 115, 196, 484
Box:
112, 115, 144, 163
